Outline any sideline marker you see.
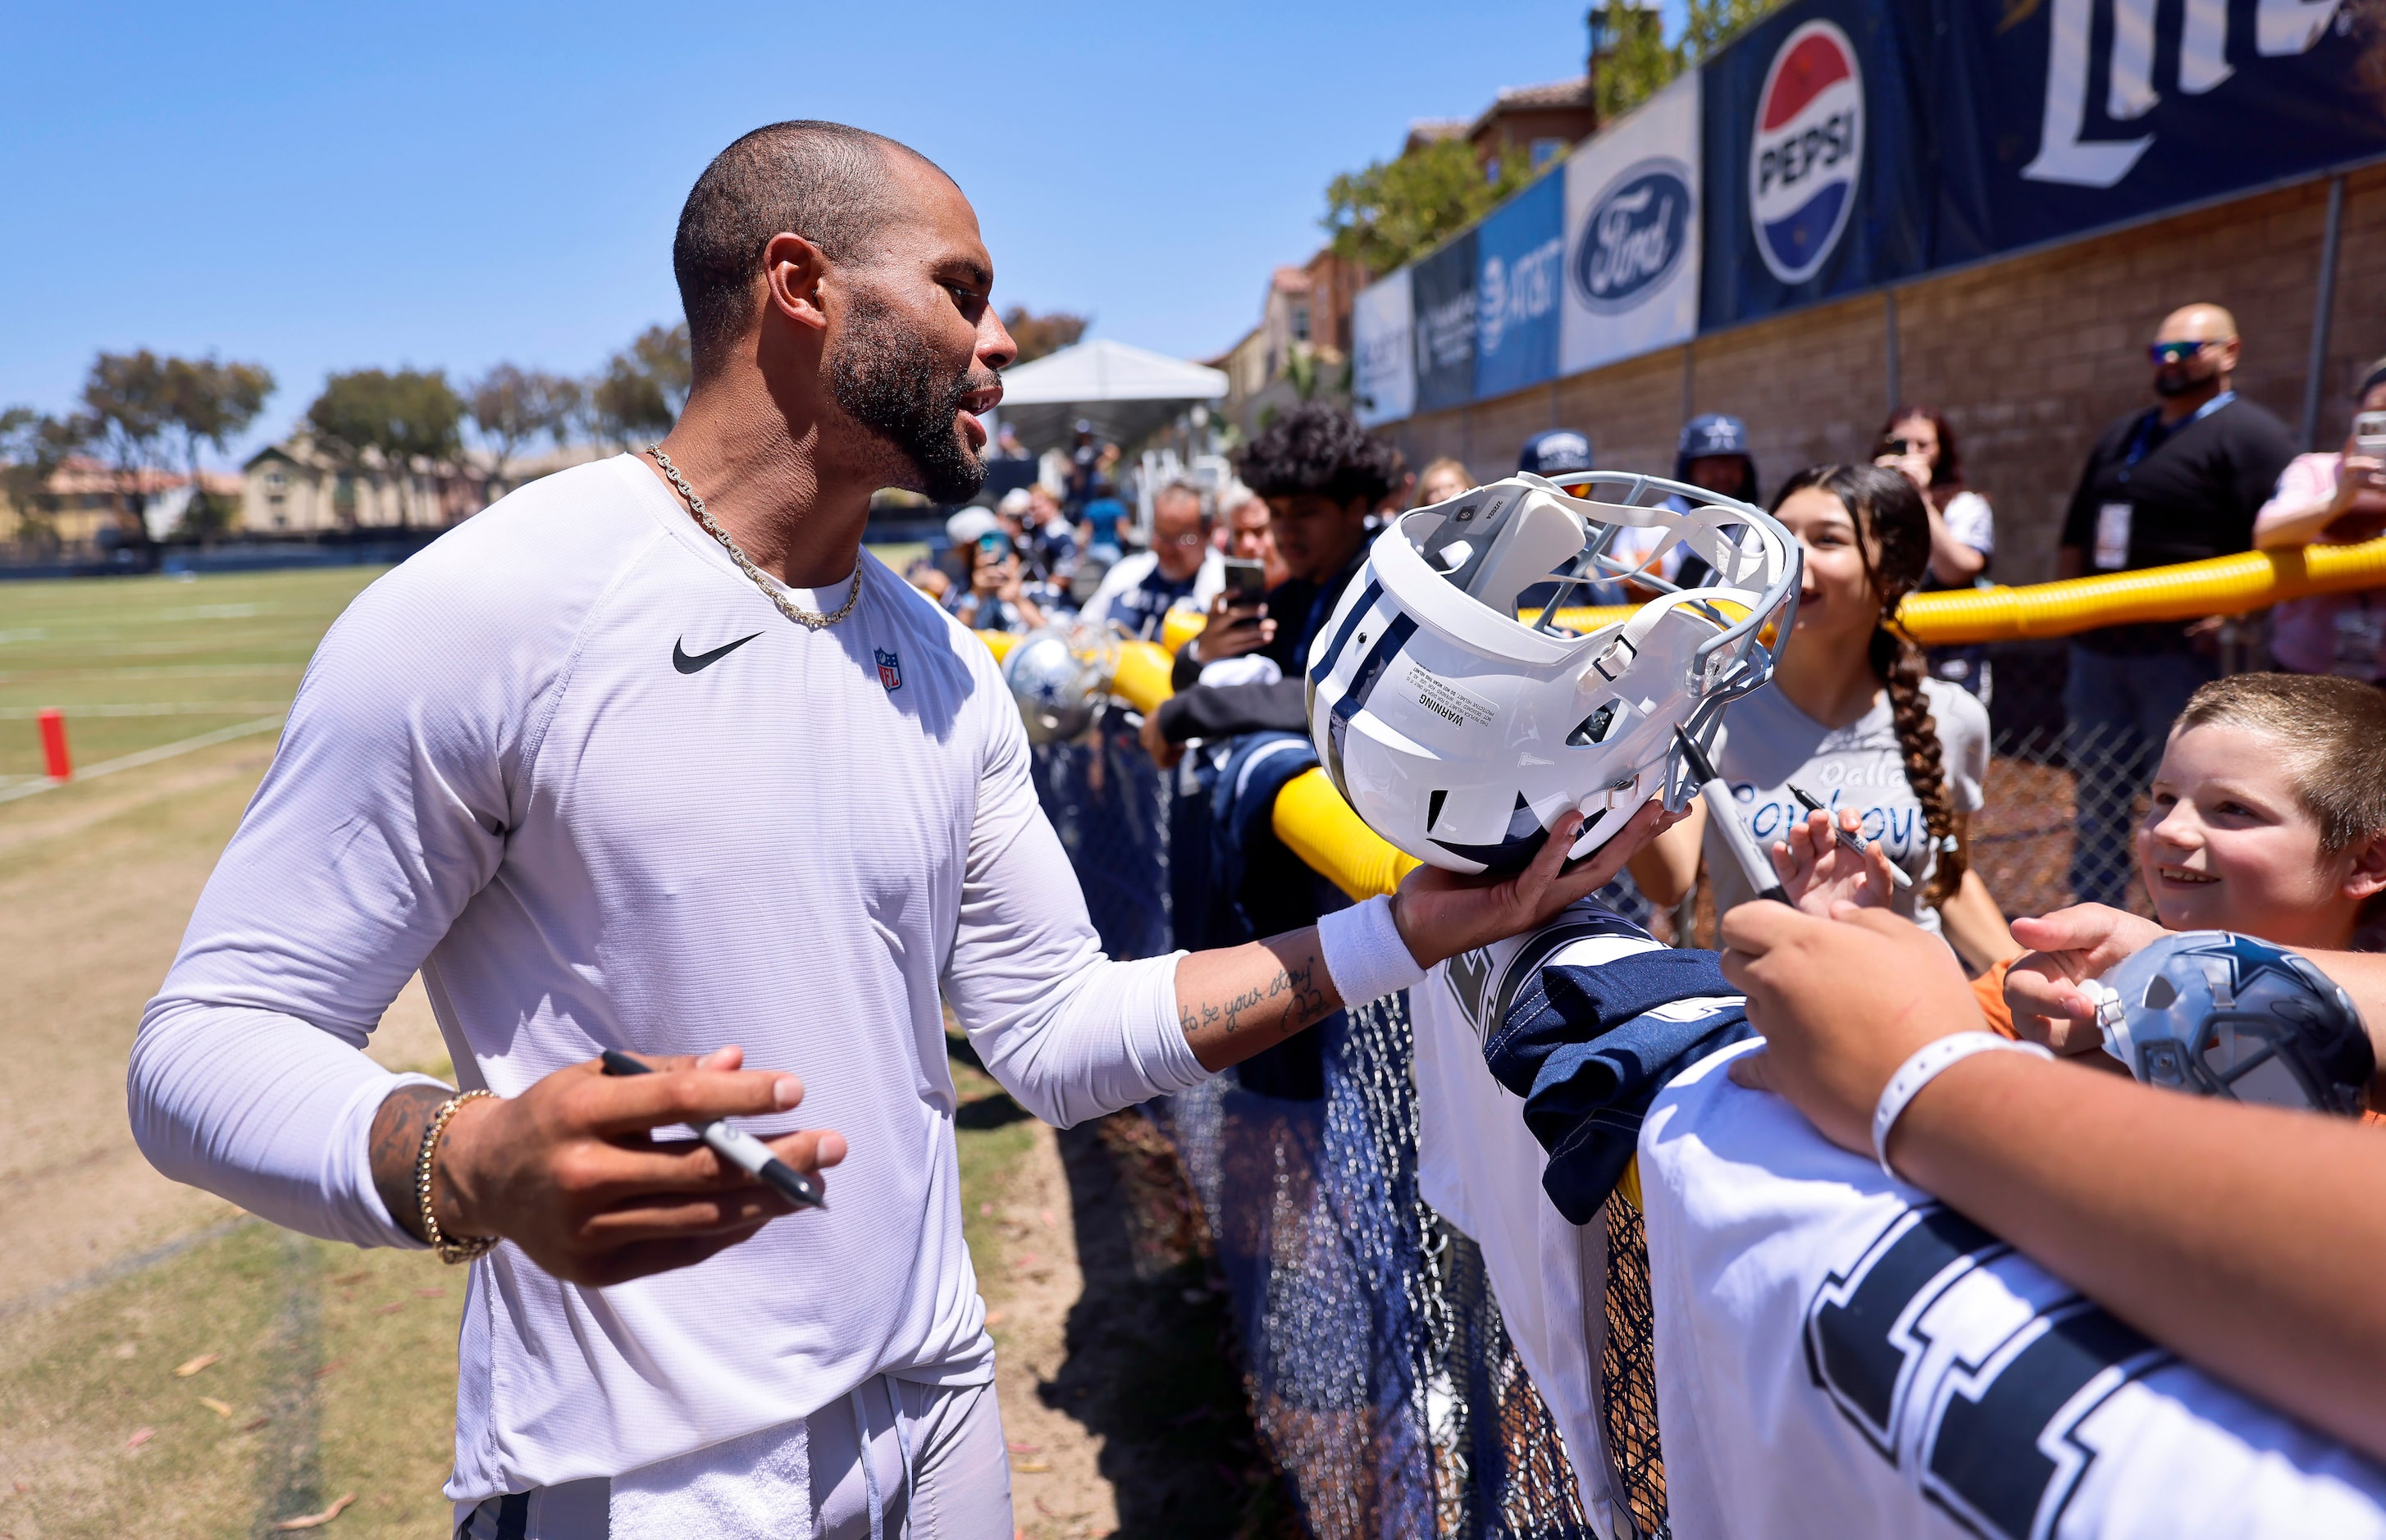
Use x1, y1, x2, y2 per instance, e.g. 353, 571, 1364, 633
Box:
38, 708, 71, 781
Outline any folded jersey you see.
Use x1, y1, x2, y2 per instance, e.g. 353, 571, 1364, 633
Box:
1466, 902, 1752, 1223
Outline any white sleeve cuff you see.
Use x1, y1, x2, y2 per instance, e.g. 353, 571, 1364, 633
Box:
1317, 895, 1426, 1009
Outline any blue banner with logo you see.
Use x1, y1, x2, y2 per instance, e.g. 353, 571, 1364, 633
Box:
1926, 0, 2386, 261
1699, 0, 1934, 326
1472, 171, 1565, 400
1412, 229, 1480, 414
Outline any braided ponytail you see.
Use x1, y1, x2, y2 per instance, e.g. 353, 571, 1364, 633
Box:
1777, 463, 1969, 909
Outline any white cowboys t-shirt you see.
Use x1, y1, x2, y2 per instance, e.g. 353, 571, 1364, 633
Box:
131, 455, 1208, 1512
1640, 1040, 2386, 1539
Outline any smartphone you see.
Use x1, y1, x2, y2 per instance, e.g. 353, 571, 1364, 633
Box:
976, 530, 1015, 560
1222, 557, 1266, 600
2356, 410, 2386, 458
1882, 436, 1914, 457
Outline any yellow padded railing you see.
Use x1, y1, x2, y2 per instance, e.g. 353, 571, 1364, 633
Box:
984, 535, 2386, 904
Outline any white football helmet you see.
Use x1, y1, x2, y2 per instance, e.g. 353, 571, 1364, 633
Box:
1305, 472, 1800, 873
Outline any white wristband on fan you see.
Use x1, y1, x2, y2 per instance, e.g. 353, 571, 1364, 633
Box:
1871, 1032, 2052, 1178
1316, 895, 1426, 1009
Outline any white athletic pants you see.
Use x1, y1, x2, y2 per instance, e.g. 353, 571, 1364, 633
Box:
452, 1375, 1013, 1539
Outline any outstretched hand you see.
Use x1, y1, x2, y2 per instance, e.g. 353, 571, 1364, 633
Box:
1768, 806, 1897, 915
2002, 904, 2170, 1055
1719, 901, 1986, 1157
1391, 798, 1683, 968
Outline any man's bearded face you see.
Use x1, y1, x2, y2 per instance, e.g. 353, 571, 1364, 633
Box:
829, 291, 991, 503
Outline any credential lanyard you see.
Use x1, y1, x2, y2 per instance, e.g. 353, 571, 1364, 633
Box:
2123, 390, 2236, 474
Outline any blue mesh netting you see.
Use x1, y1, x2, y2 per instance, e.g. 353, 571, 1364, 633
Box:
1030, 716, 1635, 1538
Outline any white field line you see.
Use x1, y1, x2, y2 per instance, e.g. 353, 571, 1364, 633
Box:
0, 702, 289, 718
0, 714, 286, 805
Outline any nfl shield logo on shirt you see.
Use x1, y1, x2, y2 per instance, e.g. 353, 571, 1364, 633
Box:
874, 648, 902, 691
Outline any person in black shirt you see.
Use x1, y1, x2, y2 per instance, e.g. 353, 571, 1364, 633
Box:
2056, 301, 2298, 904
1137, 404, 1398, 760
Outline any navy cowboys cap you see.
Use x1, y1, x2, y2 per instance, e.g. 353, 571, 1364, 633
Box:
1517, 430, 1594, 478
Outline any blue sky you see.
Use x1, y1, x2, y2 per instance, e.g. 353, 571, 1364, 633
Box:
2, 1, 1645, 466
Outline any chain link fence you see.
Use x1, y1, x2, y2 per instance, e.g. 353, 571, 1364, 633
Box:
1028, 638, 2183, 1536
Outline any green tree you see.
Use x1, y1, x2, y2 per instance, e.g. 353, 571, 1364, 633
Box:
79, 349, 178, 539
1591, 0, 1781, 121
1323, 136, 1532, 275
307, 368, 465, 527
467, 364, 581, 490
0, 407, 80, 549
590, 324, 691, 448
162, 355, 275, 539
1001, 308, 1088, 366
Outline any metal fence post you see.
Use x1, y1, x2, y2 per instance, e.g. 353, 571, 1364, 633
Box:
2301, 174, 2348, 451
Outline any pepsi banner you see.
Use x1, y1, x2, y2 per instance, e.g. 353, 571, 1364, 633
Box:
1352, 267, 1416, 427
1411, 229, 1480, 414
1561, 72, 1701, 376
1700, 0, 1934, 326
1472, 171, 1566, 400
1926, 0, 2386, 260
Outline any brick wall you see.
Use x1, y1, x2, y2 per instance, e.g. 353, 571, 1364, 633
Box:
1378, 165, 2385, 585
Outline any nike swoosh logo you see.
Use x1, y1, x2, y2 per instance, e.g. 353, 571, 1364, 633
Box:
673, 632, 763, 674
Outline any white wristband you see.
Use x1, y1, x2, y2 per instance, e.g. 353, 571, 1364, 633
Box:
1871, 1032, 2052, 1178
1316, 894, 1426, 1009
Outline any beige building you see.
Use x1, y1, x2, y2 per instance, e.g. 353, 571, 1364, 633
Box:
240, 436, 607, 534
0, 459, 243, 549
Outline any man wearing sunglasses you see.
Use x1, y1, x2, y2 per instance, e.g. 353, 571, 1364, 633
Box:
2055, 301, 2297, 907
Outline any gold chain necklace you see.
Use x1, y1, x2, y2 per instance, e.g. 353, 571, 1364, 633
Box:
648, 444, 862, 631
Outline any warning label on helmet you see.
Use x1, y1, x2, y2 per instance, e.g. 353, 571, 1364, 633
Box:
1403, 662, 1496, 728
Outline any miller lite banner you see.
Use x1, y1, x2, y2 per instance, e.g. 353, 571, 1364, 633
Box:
1472, 169, 1566, 400
1925, 0, 2386, 260
1699, 0, 1932, 327
1561, 71, 1701, 377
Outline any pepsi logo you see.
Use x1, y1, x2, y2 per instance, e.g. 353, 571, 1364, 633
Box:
1750, 19, 1864, 285
1571, 157, 1694, 314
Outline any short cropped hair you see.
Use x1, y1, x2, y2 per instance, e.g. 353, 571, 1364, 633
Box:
673, 121, 942, 375
1236, 403, 1400, 507
2175, 672, 2386, 854
1154, 480, 1210, 522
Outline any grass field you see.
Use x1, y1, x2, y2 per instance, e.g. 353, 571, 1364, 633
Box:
0, 567, 381, 789
0, 563, 1275, 1538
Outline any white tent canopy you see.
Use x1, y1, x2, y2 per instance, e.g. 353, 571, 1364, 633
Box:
992, 338, 1227, 453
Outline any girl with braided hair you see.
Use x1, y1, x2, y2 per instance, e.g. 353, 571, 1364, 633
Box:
1630, 462, 2018, 968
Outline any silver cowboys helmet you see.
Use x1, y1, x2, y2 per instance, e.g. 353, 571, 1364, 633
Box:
1003, 625, 1120, 745
2083, 930, 2373, 1117
1306, 472, 1800, 873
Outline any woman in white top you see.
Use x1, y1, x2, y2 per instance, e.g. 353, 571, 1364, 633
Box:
2254, 357, 2386, 682
1631, 462, 2018, 969
1876, 405, 1996, 702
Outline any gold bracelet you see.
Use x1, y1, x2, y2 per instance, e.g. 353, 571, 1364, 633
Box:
414, 1089, 499, 1264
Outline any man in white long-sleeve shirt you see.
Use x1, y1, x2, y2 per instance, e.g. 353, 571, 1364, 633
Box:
128, 121, 1667, 1538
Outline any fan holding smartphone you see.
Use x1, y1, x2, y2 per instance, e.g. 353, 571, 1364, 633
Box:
2254, 354, 2386, 683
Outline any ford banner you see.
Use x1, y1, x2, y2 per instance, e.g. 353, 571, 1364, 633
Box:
1472, 171, 1566, 401
1352, 267, 1416, 427
1562, 71, 1702, 376
1699, 0, 1932, 327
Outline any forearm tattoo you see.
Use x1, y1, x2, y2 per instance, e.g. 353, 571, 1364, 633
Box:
369, 1082, 457, 1244
1180, 946, 1331, 1046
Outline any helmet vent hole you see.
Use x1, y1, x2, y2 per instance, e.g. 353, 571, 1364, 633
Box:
1427, 789, 1448, 832
2142, 976, 2178, 1011
1567, 700, 1623, 746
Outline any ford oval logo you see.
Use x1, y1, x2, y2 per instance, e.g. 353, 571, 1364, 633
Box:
1570, 158, 1694, 314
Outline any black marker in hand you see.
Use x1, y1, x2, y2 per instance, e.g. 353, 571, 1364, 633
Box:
599, 1049, 827, 1211
1675, 727, 1794, 907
